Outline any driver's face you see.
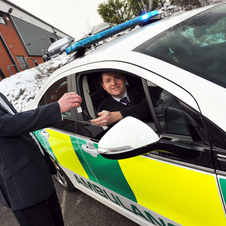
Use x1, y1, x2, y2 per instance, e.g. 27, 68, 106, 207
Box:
101, 72, 126, 98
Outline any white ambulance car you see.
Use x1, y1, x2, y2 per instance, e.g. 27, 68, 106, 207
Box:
27, 4, 226, 226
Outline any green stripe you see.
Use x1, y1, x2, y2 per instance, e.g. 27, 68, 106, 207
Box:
75, 137, 137, 202
35, 131, 136, 202
219, 178, 226, 205
70, 137, 98, 183
33, 129, 58, 163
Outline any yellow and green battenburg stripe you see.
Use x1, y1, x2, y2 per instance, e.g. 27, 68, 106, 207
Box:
35, 129, 136, 202
119, 156, 226, 226
35, 128, 226, 226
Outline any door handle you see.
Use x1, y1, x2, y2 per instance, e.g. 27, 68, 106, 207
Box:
217, 154, 226, 171
41, 129, 50, 139
82, 143, 98, 157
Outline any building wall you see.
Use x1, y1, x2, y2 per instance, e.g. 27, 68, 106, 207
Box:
12, 16, 62, 56
1, 0, 69, 38
0, 0, 73, 80
0, 12, 46, 79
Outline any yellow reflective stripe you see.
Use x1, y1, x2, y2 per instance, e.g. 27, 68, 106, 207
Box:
119, 156, 226, 226
47, 129, 88, 179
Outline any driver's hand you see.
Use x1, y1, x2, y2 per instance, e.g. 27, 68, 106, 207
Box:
91, 110, 123, 126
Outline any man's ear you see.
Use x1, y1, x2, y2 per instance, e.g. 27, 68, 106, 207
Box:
101, 83, 106, 90
123, 75, 126, 83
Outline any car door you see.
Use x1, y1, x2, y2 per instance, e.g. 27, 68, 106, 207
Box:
71, 66, 226, 226
33, 63, 226, 226
33, 76, 86, 190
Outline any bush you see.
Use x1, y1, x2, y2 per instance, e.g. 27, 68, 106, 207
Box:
97, 0, 134, 25
97, 0, 164, 25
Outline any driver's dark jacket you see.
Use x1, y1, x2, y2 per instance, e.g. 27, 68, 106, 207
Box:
98, 85, 151, 125
0, 93, 62, 211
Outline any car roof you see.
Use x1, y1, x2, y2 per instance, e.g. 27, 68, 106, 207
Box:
87, 4, 215, 55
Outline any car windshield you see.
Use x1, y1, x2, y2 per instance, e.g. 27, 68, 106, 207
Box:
134, 4, 226, 88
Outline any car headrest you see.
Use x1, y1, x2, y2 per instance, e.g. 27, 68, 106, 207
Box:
93, 72, 106, 98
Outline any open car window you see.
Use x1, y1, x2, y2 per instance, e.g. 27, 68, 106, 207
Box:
76, 71, 152, 140
79, 71, 147, 121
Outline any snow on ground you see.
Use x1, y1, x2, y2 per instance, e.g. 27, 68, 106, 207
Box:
0, 53, 71, 112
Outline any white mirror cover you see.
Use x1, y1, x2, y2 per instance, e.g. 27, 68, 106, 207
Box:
98, 116, 159, 150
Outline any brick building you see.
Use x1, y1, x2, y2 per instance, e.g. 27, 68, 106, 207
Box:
0, 0, 72, 80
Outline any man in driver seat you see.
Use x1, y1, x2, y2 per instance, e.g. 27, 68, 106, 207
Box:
91, 71, 151, 127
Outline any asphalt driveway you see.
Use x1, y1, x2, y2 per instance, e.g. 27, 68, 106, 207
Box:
0, 178, 139, 226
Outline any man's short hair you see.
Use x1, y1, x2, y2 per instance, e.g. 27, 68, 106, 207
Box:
101, 71, 125, 83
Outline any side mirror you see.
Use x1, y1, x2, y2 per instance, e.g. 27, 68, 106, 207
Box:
98, 116, 159, 159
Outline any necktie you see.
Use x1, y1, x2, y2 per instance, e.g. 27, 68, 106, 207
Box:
0, 96, 45, 156
120, 97, 132, 106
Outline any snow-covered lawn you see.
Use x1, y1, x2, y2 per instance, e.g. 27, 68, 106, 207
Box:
0, 53, 71, 112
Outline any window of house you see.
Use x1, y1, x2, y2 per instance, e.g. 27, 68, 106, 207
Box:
0, 13, 6, 24
16, 56, 28, 70
49, 37, 56, 43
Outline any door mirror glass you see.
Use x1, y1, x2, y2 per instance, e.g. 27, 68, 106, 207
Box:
98, 116, 159, 159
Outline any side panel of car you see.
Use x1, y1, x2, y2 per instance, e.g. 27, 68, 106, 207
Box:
34, 61, 226, 226
35, 128, 180, 226
34, 127, 226, 226
118, 156, 225, 226
218, 176, 226, 211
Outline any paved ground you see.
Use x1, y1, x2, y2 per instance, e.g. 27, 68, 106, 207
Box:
0, 178, 139, 226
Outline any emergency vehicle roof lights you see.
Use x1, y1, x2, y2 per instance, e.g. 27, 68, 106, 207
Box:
66, 10, 159, 55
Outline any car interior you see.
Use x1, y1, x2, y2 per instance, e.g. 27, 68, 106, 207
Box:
80, 71, 145, 120
40, 78, 68, 105
79, 71, 168, 135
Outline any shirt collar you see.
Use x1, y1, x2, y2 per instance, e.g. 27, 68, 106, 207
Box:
112, 90, 130, 102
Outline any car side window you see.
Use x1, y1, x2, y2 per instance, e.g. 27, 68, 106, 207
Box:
40, 77, 71, 118
149, 84, 190, 136
39, 77, 76, 133
73, 73, 107, 140
146, 81, 212, 168
148, 81, 209, 144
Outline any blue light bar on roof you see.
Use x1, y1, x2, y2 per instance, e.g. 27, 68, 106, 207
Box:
66, 10, 159, 55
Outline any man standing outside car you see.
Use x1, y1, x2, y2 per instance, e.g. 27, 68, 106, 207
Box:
91, 71, 151, 127
0, 92, 82, 226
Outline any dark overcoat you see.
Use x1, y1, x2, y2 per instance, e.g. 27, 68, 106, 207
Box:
0, 93, 62, 211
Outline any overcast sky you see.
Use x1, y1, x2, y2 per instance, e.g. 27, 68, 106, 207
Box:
8, 0, 104, 40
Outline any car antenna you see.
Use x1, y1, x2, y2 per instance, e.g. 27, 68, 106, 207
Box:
73, 47, 86, 59
63, 47, 86, 66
